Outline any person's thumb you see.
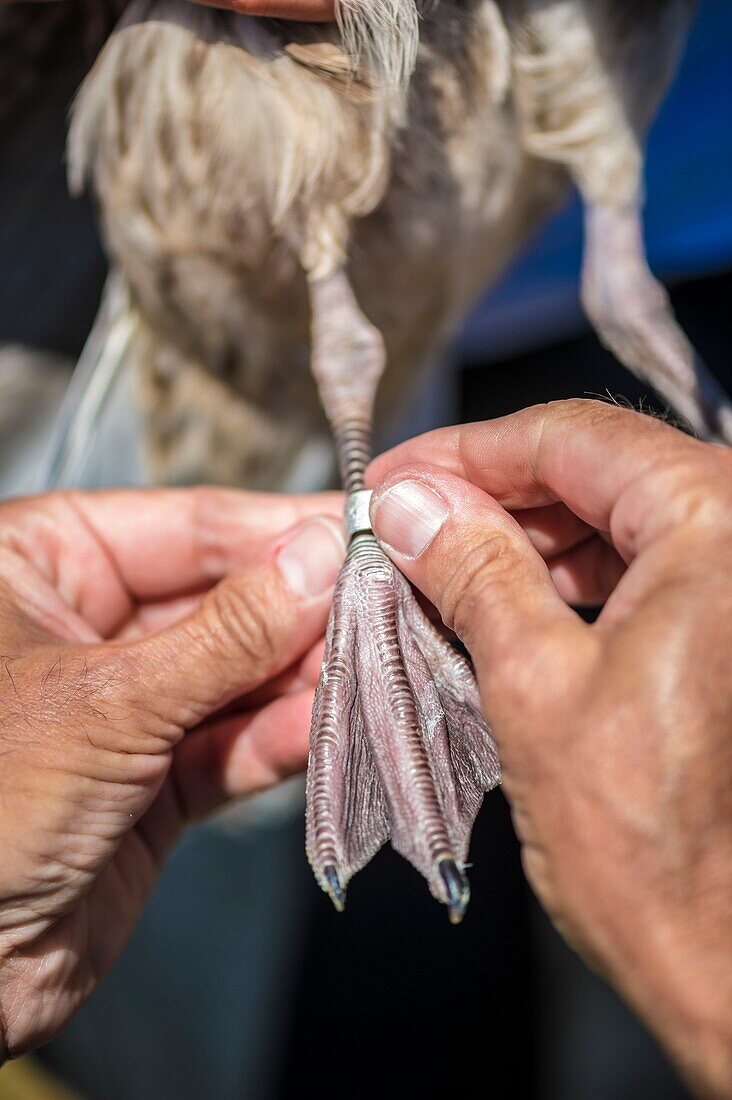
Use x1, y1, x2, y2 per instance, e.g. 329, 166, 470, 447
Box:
370, 465, 588, 705
114, 516, 345, 732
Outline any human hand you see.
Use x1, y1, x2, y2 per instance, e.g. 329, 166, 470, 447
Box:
368, 400, 732, 1098
0, 1, 335, 18
193, 0, 334, 19
0, 487, 344, 1060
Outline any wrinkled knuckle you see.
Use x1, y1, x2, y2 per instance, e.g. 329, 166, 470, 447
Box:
208, 580, 278, 676
548, 397, 613, 429
442, 530, 521, 644
552, 396, 660, 438
666, 455, 732, 535
548, 396, 590, 420
190, 485, 239, 579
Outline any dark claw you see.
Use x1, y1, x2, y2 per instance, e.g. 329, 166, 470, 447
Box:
439, 858, 470, 925
324, 864, 346, 913
307, 537, 499, 919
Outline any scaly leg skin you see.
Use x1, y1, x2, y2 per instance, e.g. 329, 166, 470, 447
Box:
582, 204, 732, 445
305, 270, 500, 922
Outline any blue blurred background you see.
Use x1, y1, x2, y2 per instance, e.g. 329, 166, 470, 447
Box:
457, 0, 732, 362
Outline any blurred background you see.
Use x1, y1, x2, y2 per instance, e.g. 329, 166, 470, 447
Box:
0, 0, 730, 1097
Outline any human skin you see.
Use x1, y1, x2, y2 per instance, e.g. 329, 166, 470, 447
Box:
4, 0, 336, 17
368, 400, 732, 1099
0, 486, 344, 1061
196, 0, 335, 17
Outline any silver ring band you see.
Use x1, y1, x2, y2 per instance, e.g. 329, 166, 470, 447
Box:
344, 489, 373, 540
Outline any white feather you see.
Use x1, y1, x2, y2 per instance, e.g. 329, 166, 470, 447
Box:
335, 0, 419, 91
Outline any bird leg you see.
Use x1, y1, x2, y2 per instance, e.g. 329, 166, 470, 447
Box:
305, 269, 500, 920
581, 203, 732, 445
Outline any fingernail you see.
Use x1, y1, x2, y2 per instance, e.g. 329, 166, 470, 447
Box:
277, 518, 345, 598
372, 480, 449, 558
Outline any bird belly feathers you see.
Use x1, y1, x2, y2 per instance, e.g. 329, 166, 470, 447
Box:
69, 0, 566, 488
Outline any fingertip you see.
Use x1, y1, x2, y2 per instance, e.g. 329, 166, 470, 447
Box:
215, 690, 313, 798
275, 515, 345, 599
370, 463, 509, 561
370, 465, 578, 675
371, 476, 450, 559
366, 449, 403, 489
366, 425, 464, 489
174, 689, 314, 818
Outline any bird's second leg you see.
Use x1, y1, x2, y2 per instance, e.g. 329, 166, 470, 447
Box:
581, 203, 732, 445
305, 270, 500, 920
509, 0, 730, 443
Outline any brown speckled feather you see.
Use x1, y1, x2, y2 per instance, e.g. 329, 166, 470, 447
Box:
67, 0, 709, 485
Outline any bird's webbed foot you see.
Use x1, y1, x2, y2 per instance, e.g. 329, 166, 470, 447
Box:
306, 530, 500, 922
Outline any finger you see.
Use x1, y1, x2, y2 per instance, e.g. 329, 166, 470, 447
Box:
172, 688, 314, 821
370, 465, 593, 709
113, 592, 207, 641
513, 502, 595, 560
368, 400, 718, 559
194, 0, 334, 17
166, 639, 324, 721
0, 487, 342, 641
116, 516, 345, 730
547, 536, 627, 606
234, 638, 324, 709
71, 483, 341, 592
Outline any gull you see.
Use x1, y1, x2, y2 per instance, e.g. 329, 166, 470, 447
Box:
66, 0, 728, 918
